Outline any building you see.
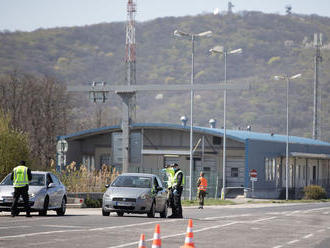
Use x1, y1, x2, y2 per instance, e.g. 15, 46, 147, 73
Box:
57, 123, 330, 199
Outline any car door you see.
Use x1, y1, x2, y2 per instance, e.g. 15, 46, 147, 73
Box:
50, 173, 64, 208
46, 173, 56, 208
154, 176, 166, 212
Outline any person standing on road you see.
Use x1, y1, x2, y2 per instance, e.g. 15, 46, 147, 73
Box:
163, 163, 175, 209
168, 163, 184, 218
11, 161, 32, 217
197, 171, 208, 209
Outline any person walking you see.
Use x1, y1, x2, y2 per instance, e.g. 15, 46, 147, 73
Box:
168, 163, 184, 218
11, 161, 32, 217
197, 171, 208, 209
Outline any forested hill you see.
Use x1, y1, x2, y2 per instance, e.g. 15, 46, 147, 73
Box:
0, 11, 330, 141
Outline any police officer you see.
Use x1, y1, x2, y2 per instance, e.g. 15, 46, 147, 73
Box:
168, 163, 184, 218
11, 161, 32, 217
197, 171, 208, 209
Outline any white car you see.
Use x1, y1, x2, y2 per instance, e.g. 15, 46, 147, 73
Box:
102, 173, 168, 218
0, 171, 67, 216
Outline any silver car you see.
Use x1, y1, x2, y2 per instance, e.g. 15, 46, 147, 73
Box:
0, 171, 67, 216
102, 173, 168, 218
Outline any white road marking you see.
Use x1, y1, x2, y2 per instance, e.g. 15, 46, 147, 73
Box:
285, 210, 301, 216
316, 229, 325, 233
287, 239, 299, 244
251, 217, 277, 223
303, 233, 313, 239
0, 229, 84, 239
324, 212, 329, 214
42, 225, 86, 229
272, 245, 283, 248
0, 225, 30, 229
204, 214, 251, 220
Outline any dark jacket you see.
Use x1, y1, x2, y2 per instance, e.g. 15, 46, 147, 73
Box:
175, 169, 183, 188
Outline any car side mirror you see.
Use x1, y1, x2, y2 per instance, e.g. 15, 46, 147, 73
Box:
48, 183, 56, 188
105, 184, 110, 188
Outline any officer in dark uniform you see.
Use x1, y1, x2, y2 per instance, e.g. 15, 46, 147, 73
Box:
168, 163, 184, 218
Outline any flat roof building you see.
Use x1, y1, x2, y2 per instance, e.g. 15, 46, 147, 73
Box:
58, 123, 330, 199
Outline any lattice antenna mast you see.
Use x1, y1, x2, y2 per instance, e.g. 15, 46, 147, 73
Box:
126, 0, 136, 120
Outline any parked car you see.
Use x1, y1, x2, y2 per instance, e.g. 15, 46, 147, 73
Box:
102, 173, 167, 218
0, 171, 67, 216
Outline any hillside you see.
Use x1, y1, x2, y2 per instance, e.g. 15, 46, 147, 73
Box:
0, 11, 329, 141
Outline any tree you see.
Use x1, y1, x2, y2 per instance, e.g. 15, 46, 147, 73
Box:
0, 111, 30, 180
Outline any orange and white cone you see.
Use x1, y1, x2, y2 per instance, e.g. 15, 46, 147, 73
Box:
138, 233, 147, 248
151, 224, 161, 248
180, 219, 194, 248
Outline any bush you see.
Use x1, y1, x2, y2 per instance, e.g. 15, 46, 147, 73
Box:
84, 198, 102, 208
303, 185, 327, 200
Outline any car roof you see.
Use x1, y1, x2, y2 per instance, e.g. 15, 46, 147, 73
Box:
119, 173, 156, 178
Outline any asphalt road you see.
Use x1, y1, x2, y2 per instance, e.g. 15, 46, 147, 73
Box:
1, 202, 330, 248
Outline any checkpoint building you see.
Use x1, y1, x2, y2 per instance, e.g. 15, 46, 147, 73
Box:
58, 123, 330, 199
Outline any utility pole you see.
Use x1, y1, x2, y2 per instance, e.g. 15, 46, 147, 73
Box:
313, 33, 322, 140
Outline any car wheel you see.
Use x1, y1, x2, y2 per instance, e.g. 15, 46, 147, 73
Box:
117, 212, 124, 217
56, 197, 66, 216
160, 204, 168, 218
39, 196, 49, 216
147, 202, 155, 218
102, 209, 110, 216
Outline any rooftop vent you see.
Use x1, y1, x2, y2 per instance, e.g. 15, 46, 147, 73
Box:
209, 119, 216, 128
246, 125, 251, 131
180, 116, 188, 126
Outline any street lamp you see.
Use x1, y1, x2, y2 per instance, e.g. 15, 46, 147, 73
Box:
274, 73, 302, 200
174, 29, 212, 200
209, 46, 242, 200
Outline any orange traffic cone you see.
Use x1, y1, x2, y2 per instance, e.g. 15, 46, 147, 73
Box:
151, 224, 161, 248
180, 219, 194, 248
138, 233, 147, 248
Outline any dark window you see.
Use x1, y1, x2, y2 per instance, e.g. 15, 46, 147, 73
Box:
231, 168, 239, 177
213, 136, 222, 145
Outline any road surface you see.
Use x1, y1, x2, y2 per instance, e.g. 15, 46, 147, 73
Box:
0, 202, 329, 248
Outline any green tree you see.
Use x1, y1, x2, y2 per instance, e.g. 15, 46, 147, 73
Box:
0, 111, 30, 180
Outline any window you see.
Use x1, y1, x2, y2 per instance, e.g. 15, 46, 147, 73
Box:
265, 157, 276, 181
231, 168, 239, 177
213, 136, 221, 145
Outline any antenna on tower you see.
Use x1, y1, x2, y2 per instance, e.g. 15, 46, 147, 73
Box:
285, 5, 292, 15
228, 2, 234, 14
126, 0, 137, 120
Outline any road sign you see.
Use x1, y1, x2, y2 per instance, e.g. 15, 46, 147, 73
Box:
250, 169, 257, 178
57, 139, 68, 153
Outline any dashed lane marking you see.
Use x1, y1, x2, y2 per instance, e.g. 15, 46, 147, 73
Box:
287, 239, 299, 245
303, 233, 314, 239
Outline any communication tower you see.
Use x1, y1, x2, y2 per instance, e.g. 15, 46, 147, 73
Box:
126, 0, 137, 120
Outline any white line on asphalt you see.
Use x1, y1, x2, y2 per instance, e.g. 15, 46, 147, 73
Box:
0, 225, 30, 229
0, 229, 85, 240
203, 214, 251, 220
287, 239, 299, 245
42, 225, 86, 229
324, 212, 329, 214
107, 222, 239, 248
251, 217, 277, 223
285, 210, 301, 216
303, 233, 313, 239
316, 229, 325, 233
272, 245, 283, 248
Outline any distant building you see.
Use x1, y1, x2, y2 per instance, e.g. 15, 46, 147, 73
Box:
58, 123, 330, 199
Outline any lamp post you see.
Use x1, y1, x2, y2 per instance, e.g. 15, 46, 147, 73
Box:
174, 29, 212, 200
209, 46, 242, 200
274, 73, 301, 200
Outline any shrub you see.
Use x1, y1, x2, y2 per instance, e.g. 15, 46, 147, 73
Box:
303, 185, 327, 200
84, 198, 102, 208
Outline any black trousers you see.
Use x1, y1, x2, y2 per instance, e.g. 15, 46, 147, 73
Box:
11, 185, 30, 216
172, 186, 183, 217
198, 190, 206, 207
167, 188, 174, 209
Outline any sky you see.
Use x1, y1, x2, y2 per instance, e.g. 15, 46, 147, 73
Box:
1, 0, 330, 32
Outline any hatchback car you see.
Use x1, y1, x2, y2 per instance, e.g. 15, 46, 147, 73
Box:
0, 171, 67, 216
102, 173, 167, 217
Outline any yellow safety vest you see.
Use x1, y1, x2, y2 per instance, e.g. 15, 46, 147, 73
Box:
165, 167, 175, 188
13, 166, 29, 187
173, 170, 184, 187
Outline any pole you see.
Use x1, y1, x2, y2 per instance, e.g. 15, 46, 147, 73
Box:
286, 77, 289, 200
313, 37, 320, 139
221, 50, 227, 200
189, 35, 195, 201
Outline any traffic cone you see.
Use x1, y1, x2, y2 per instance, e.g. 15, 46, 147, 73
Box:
138, 233, 147, 248
180, 219, 194, 248
151, 224, 161, 248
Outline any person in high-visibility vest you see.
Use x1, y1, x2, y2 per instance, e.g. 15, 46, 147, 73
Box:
168, 163, 184, 218
11, 161, 32, 217
197, 171, 208, 209
163, 164, 175, 209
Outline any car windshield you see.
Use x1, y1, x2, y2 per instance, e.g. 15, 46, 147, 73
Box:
0, 173, 45, 186
111, 175, 151, 188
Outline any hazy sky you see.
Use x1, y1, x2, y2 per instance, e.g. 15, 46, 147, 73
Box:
1, 0, 330, 32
